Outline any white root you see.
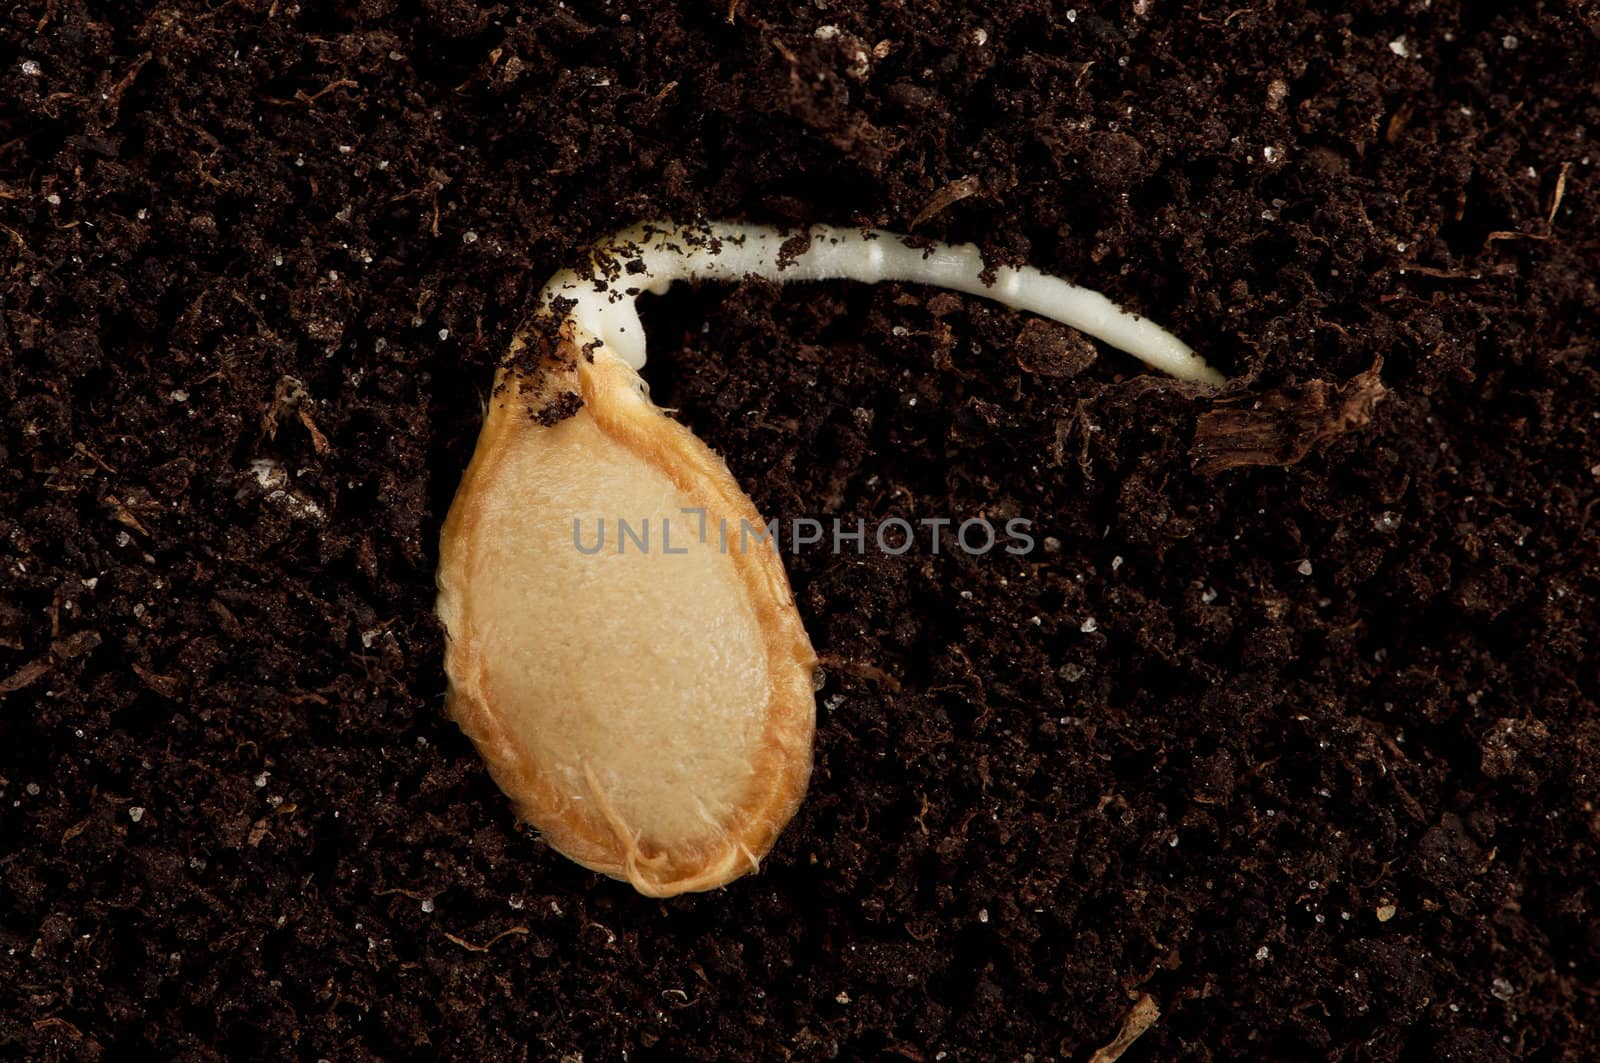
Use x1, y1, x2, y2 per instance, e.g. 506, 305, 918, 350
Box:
540, 220, 1226, 386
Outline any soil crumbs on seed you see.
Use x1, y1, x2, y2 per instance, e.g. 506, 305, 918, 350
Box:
3, 3, 1599, 1060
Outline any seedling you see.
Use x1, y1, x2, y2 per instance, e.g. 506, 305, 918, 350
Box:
436, 221, 1223, 897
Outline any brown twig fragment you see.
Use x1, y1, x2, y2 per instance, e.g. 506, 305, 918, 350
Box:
816, 654, 903, 692
1487, 161, 1572, 244
0, 631, 102, 697
104, 494, 152, 537
295, 78, 359, 105
910, 175, 982, 229
442, 926, 530, 952
261, 376, 329, 452
1191, 361, 1387, 475
1085, 993, 1161, 1063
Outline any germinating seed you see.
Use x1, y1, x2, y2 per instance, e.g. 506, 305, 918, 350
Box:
437, 221, 1225, 896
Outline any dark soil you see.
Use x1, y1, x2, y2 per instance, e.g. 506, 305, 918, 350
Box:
4, 2, 1599, 1059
